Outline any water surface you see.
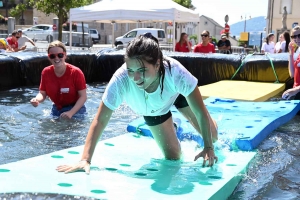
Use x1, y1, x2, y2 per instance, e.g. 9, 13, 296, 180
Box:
0, 84, 299, 200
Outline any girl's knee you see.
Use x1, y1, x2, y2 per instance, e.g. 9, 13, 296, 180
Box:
164, 152, 181, 160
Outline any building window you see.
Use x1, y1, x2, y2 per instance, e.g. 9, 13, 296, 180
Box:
205, 21, 208, 25
280, 0, 292, 14
100, 23, 104, 30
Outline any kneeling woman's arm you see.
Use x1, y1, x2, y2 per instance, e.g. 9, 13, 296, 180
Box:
68, 89, 87, 117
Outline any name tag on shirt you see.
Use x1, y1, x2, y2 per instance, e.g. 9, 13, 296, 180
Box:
60, 88, 69, 93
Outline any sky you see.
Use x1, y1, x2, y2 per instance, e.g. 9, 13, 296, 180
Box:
192, 0, 268, 26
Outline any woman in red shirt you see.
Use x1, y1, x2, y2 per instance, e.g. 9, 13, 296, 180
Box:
30, 41, 87, 119
193, 30, 215, 53
175, 32, 192, 52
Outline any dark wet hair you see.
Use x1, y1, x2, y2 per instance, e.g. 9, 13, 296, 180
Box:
283, 31, 290, 52
125, 32, 171, 96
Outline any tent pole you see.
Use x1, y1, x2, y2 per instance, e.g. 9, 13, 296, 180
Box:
198, 19, 200, 46
69, 13, 72, 50
172, 20, 175, 51
111, 22, 115, 48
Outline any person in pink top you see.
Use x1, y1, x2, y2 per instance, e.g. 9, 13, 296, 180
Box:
282, 26, 300, 100
193, 30, 215, 53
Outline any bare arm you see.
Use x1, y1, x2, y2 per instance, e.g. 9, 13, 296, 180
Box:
29, 39, 35, 46
187, 40, 192, 52
81, 102, 113, 162
186, 87, 214, 149
30, 90, 47, 107
56, 101, 113, 174
288, 41, 295, 78
61, 89, 87, 119
13, 46, 26, 52
186, 87, 217, 166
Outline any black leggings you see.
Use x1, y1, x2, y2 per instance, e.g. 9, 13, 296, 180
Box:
143, 94, 188, 126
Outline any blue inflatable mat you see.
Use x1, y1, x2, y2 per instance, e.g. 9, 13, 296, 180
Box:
127, 97, 300, 151
0, 133, 256, 200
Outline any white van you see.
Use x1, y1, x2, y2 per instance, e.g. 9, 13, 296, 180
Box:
114, 28, 166, 47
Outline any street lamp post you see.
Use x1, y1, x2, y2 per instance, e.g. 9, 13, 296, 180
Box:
241, 14, 251, 32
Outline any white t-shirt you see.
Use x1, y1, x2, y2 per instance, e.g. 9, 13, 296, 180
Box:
275, 41, 286, 53
102, 57, 198, 116
261, 41, 275, 53
18, 36, 31, 47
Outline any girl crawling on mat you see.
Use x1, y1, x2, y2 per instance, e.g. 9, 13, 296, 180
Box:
282, 26, 300, 100
57, 33, 218, 174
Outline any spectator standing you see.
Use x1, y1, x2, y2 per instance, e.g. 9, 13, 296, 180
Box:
193, 30, 215, 53
17, 29, 36, 48
275, 33, 285, 53
209, 36, 217, 48
217, 34, 232, 54
175, 32, 192, 52
6, 30, 26, 52
261, 33, 275, 54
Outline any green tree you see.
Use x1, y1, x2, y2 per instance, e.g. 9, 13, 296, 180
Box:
9, 3, 27, 21
28, 0, 93, 41
172, 0, 195, 9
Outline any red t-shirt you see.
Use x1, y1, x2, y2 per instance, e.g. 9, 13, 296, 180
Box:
175, 41, 192, 52
6, 37, 18, 49
193, 43, 215, 53
40, 63, 86, 110
293, 54, 300, 88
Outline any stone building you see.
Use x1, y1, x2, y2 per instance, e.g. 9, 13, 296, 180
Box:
267, 0, 300, 40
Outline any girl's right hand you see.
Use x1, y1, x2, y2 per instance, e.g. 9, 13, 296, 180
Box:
30, 98, 39, 107
56, 160, 91, 174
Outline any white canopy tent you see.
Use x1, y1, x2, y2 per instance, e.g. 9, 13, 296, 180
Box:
69, 0, 200, 50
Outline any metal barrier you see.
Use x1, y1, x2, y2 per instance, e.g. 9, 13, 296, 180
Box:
0, 34, 8, 38
37, 46, 107, 53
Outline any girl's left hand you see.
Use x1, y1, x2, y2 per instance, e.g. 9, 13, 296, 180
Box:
60, 111, 73, 119
282, 88, 299, 100
194, 148, 218, 167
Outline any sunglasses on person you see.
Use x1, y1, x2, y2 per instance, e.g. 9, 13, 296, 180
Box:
291, 34, 300, 39
201, 34, 208, 37
48, 53, 65, 59
16, 36, 20, 39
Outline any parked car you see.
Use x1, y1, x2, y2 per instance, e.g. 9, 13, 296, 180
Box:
88, 29, 101, 44
22, 24, 93, 47
114, 28, 166, 47
22, 24, 54, 42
